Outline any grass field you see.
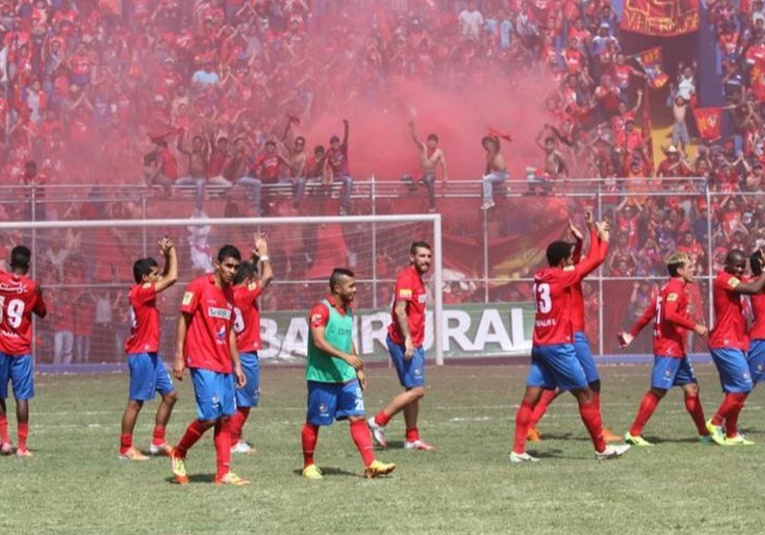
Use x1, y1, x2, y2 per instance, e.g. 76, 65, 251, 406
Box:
2, 363, 765, 535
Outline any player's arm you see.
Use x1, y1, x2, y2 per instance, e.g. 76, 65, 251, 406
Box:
352, 342, 367, 390
341, 118, 349, 149
409, 121, 424, 150
155, 237, 179, 293
309, 304, 364, 370
569, 218, 585, 263
34, 286, 47, 319
730, 271, 765, 295
621, 296, 657, 344
570, 221, 609, 282
229, 328, 246, 387
439, 150, 448, 183
253, 233, 274, 290
664, 296, 708, 337
173, 311, 191, 380
393, 299, 415, 359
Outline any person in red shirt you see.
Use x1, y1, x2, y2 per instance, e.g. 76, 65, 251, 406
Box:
511, 215, 630, 462
367, 242, 435, 451
118, 238, 179, 461
229, 233, 273, 455
746, 250, 765, 391
526, 215, 620, 443
0, 246, 47, 457
618, 253, 711, 446
170, 245, 248, 486
705, 249, 765, 445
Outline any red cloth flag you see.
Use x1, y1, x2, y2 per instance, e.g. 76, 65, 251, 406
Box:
634, 47, 669, 89
621, 0, 700, 36
693, 107, 723, 141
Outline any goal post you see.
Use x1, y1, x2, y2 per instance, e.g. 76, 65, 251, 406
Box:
0, 214, 444, 368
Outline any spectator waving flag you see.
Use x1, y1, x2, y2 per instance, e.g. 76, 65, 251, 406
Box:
693, 108, 723, 142
634, 48, 669, 89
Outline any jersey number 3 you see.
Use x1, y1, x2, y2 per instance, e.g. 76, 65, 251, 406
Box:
534, 283, 552, 314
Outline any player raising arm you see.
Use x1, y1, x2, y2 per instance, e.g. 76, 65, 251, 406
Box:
619, 253, 711, 446
119, 237, 179, 461
0, 246, 46, 457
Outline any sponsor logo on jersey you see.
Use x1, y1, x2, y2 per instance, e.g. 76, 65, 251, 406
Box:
216, 325, 227, 340
0, 281, 27, 294
209, 307, 232, 320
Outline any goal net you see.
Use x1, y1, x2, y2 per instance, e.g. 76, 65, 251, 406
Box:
0, 214, 443, 370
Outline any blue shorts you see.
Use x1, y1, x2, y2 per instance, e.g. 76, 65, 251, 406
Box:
748, 340, 765, 384
387, 335, 425, 388
190, 368, 236, 421
526, 343, 588, 392
650, 355, 698, 390
306, 379, 365, 426
0, 353, 34, 400
574, 331, 599, 384
127, 353, 174, 401
236, 353, 260, 408
710, 348, 753, 394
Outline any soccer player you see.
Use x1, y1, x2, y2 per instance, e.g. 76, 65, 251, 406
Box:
0, 246, 46, 457
526, 215, 620, 443
301, 268, 395, 479
618, 253, 711, 446
119, 237, 179, 461
229, 233, 273, 454
705, 249, 765, 445
367, 242, 434, 451
170, 245, 249, 485
511, 217, 630, 462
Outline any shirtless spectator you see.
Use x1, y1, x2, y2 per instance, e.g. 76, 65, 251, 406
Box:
529, 125, 569, 194
281, 117, 309, 210
480, 131, 510, 210
323, 119, 353, 216
404, 120, 447, 213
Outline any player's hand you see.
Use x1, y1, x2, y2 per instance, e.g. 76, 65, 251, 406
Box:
357, 369, 367, 391
404, 337, 415, 360
617, 332, 633, 348
253, 232, 268, 258
172, 357, 186, 380
159, 236, 174, 255
235, 364, 247, 388
584, 210, 596, 230
346, 354, 364, 371
597, 220, 610, 241
568, 218, 583, 241
694, 324, 709, 339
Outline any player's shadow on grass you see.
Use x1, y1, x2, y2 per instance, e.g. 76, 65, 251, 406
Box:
164, 473, 216, 485
531, 432, 575, 441
648, 436, 707, 444
526, 449, 567, 460
291, 467, 359, 478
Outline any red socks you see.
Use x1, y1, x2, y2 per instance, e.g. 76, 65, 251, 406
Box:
712, 392, 748, 433
17, 423, 29, 451
530, 389, 558, 427
119, 433, 132, 455
374, 411, 390, 427
152, 425, 166, 446
350, 420, 376, 466
684, 394, 708, 436
512, 400, 535, 454
578, 398, 607, 453
0, 415, 10, 444
229, 407, 251, 444
302, 423, 319, 468
629, 390, 661, 436
213, 420, 232, 480
405, 427, 420, 442
175, 420, 208, 458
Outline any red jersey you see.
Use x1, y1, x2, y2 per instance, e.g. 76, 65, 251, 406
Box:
255, 153, 281, 183
750, 292, 765, 340
533, 239, 607, 346
570, 228, 599, 332
0, 271, 46, 356
388, 265, 427, 347
233, 281, 265, 353
124, 282, 160, 354
629, 278, 696, 357
709, 271, 748, 350
180, 275, 235, 373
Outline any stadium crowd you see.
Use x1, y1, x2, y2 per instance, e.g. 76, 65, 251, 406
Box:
2, 0, 765, 358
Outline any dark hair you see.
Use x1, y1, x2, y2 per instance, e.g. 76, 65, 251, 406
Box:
725, 249, 746, 268
234, 261, 257, 285
314, 145, 325, 154
217, 244, 242, 263
143, 151, 158, 165
10, 246, 31, 271
265, 140, 277, 147
481, 136, 495, 147
544, 136, 555, 144
133, 257, 159, 283
410, 241, 432, 255
329, 267, 355, 291
546, 241, 572, 267
427, 133, 438, 142
752, 250, 764, 276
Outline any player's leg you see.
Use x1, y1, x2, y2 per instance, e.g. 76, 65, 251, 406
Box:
207, 372, 248, 485
625, 356, 676, 446
573, 331, 619, 442
340, 380, 395, 477
528, 388, 559, 436
150, 355, 177, 455
511, 348, 550, 461
0, 354, 12, 453
230, 353, 259, 454
120, 354, 154, 460
675, 356, 710, 441
10, 355, 35, 457
423, 172, 436, 212
302, 381, 335, 479
708, 349, 754, 444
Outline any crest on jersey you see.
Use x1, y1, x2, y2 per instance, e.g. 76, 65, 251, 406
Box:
319, 403, 328, 415
728, 277, 740, 288
399, 289, 413, 299
667, 293, 678, 302
182, 291, 194, 306
216, 325, 226, 340
757, 364, 765, 374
